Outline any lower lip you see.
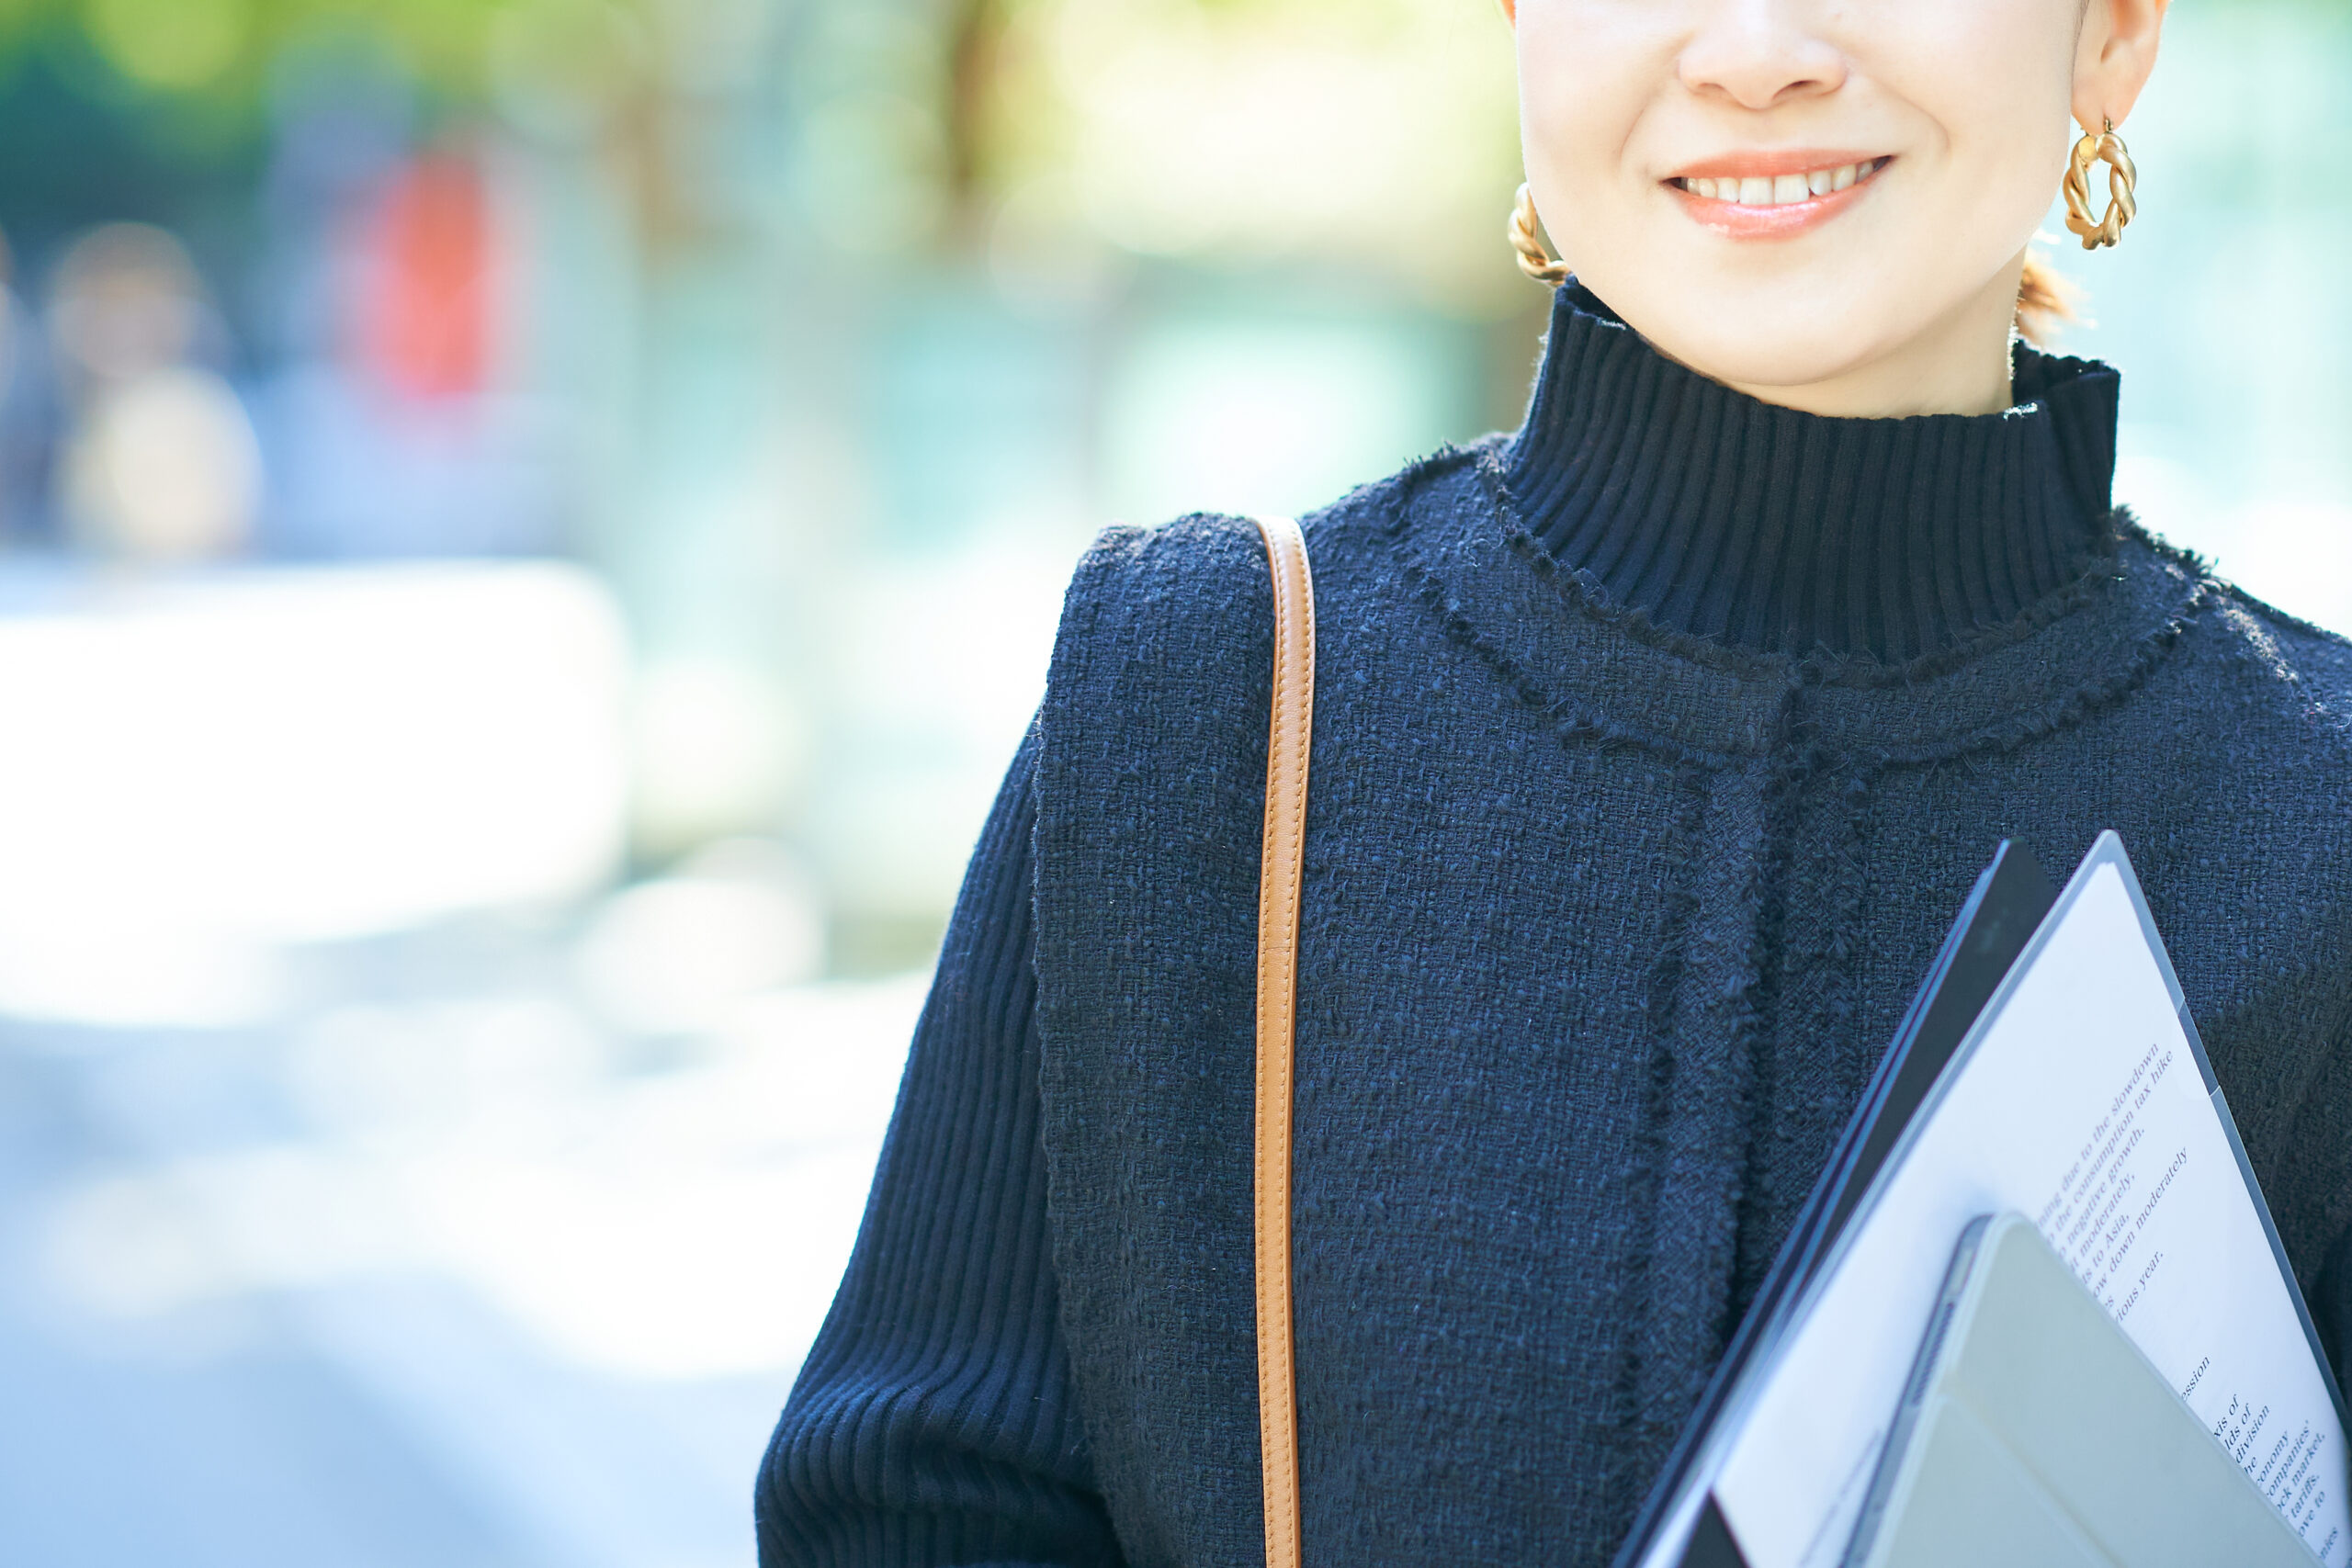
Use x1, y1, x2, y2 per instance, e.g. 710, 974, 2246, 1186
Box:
1668, 166, 1885, 240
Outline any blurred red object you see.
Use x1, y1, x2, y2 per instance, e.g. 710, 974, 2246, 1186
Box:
356, 155, 494, 400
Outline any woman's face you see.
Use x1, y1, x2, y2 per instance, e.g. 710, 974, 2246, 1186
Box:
1511, 0, 2162, 415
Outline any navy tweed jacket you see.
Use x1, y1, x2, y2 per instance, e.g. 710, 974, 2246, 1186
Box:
760, 442, 2352, 1567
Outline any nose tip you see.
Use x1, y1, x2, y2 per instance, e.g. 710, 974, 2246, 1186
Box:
1678, 15, 1849, 111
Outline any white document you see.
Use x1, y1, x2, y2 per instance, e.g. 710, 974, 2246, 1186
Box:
1652, 835, 2348, 1568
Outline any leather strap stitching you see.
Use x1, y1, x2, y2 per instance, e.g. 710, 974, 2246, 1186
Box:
1253, 513, 1313, 1568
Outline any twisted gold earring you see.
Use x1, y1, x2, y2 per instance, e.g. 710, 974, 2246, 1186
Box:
2063, 118, 2137, 250
1510, 183, 1569, 285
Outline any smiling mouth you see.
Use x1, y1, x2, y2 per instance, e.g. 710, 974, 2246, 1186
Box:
1670, 157, 1890, 207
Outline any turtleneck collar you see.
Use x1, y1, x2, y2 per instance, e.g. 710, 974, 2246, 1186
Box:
1500, 283, 2121, 664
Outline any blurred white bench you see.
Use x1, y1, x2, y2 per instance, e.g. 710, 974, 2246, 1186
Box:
0, 561, 628, 1022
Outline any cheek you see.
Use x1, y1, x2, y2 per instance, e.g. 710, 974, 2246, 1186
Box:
1888, 0, 2078, 185
1513, 1, 1668, 222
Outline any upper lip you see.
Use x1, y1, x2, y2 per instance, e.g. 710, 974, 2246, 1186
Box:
1665, 149, 1889, 182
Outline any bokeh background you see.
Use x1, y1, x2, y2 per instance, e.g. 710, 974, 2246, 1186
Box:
0, 2, 2344, 1563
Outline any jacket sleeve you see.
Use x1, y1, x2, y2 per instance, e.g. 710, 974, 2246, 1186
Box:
756, 722, 1124, 1568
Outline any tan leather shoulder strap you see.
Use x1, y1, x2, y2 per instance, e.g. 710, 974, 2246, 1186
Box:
1251, 513, 1313, 1568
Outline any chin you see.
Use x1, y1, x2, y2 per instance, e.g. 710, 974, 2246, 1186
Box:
1587, 268, 1926, 402
1639, 316, 1903, 400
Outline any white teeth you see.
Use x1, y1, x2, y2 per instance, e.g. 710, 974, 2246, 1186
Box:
1679, 160, 1882, 203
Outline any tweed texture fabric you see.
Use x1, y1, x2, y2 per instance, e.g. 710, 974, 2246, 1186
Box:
758, 304, 2352, 1568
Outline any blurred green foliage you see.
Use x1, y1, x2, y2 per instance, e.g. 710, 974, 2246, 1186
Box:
0, 0, 2320, 115
0, 0, 541, 96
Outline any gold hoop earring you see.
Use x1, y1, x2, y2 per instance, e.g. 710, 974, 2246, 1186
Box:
1510, 183, 1570, 286
2063, 118, 2137, 251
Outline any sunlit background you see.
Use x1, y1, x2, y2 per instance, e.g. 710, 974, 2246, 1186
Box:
0, 2, 2344, 1563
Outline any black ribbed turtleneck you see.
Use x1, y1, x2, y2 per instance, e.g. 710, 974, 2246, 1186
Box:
1501, 283, 2121, 663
